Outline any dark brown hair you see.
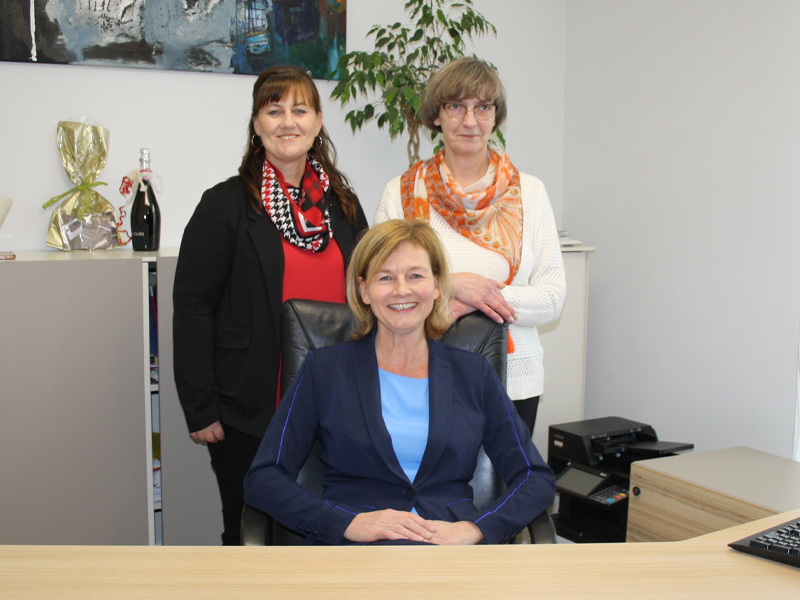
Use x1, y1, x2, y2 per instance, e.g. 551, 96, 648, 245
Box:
238, 66, 360, 220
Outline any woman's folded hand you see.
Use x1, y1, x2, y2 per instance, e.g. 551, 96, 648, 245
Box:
426, 520, 484, 545
343, 509, 436, 543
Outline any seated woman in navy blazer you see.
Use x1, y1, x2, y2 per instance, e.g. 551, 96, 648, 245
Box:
244, 220, 555, 544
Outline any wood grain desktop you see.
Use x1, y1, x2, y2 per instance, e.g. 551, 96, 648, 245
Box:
3, 509, 800, 599
627, 446, 800, 542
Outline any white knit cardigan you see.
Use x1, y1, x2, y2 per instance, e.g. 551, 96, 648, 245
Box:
375, 172, 566, 400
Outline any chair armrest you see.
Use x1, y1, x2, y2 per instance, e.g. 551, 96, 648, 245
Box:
241, 504, 273, 546
528, 510, 557, 544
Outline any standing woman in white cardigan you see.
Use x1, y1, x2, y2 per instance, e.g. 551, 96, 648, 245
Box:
374, 57, 566, 434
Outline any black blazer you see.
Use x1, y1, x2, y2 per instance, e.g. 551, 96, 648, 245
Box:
173, 177, 368, 438
243, 332, 556, 544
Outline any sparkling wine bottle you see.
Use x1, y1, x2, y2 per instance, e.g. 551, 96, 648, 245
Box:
130, 148, 161, 251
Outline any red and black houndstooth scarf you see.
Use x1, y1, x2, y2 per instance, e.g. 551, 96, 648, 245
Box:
261, 155, 332, 252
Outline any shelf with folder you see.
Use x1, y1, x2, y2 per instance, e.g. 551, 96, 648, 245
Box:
146, 262, 162, 533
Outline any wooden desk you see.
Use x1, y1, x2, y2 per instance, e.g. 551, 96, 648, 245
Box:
2, 509, 800, 599
627, 446, 800, 542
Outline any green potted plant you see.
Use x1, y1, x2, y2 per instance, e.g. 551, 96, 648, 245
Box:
330, 0, 496, 166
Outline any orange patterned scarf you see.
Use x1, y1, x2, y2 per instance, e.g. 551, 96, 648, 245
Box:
400, 149, 523, 284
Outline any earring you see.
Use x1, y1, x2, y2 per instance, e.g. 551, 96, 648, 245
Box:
251, 134, 261, 148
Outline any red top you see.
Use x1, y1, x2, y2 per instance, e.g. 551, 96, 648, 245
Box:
281, 237, 346, 304
277, 237, 346, 405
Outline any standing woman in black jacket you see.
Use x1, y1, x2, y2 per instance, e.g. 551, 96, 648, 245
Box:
173, 66, 368, 545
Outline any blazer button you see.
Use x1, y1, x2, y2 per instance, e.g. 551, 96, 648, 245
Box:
403, 489, 415, 501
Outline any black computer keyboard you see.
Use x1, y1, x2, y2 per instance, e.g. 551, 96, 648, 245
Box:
728, 517, 800, 568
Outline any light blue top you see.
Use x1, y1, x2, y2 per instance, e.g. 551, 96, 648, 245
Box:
378, 368, 430, 485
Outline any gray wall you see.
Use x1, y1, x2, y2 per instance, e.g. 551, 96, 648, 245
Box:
563, 0, 800, 456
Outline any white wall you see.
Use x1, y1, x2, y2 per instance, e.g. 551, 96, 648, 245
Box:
10, 0, 795, 460
0, 0, 565, 251
563, 0, 800, 457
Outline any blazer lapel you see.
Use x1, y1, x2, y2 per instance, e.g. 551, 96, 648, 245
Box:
414, 339, 454, 484
353, 333, 409, 482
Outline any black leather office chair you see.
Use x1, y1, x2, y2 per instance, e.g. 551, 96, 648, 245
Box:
241, 299, 556, 545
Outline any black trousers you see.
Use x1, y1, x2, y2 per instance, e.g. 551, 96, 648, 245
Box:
206, 423, 264, 545
514, 396, 540, 436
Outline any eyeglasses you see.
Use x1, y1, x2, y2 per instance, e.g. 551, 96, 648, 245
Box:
441, 102, 496, 121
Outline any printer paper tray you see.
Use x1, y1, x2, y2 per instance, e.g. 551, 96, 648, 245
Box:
599, 441, 694, 457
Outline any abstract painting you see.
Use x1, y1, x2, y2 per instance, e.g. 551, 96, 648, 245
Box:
0, 0, 346, 78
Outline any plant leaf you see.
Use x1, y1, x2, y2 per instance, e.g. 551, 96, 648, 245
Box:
328, 0, 497, 162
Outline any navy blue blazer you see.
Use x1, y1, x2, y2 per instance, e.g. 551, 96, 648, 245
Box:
244, 332, 556, 545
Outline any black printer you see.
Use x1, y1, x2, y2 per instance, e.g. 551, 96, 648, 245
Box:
548, 416, 693, 543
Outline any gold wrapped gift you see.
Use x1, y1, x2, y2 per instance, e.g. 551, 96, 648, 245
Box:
43, 121, 120, 251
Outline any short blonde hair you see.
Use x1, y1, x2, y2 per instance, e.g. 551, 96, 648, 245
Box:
346, 220, 453, 340
420, 57, 507, 133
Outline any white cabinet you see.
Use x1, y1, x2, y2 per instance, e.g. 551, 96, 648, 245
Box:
535, 247, 593, 456
0, 250, 223, 545
0, 251, 156, 544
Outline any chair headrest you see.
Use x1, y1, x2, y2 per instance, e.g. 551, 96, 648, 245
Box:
280, 299, 508, 395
